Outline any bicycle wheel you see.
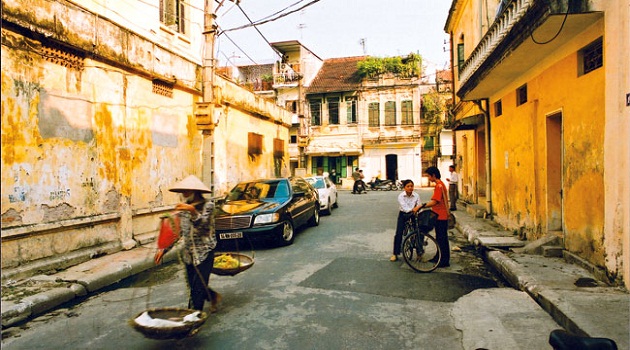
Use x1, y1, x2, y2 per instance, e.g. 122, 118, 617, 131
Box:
402, 231, 441, 273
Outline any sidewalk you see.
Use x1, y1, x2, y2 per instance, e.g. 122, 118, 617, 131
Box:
455, 204, 629, 349
2, 205, 629, 349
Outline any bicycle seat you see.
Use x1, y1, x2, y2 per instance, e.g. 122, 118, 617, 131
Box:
549, 329, 618, 350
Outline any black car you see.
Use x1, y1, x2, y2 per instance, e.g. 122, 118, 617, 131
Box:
214, 177, 320, 246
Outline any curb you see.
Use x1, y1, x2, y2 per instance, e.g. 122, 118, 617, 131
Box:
1, 247, 179, 329
485, 250, 582, 335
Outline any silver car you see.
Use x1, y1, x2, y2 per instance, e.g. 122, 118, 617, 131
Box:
305, 175, 338, 215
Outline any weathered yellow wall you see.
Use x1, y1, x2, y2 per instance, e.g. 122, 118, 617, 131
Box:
490, 90, 539, 232
448, 0, 628, 286
490, 24, 606, 265
446, 1, 489, 206
1, 29, 202, 270
212, 75, 292, 195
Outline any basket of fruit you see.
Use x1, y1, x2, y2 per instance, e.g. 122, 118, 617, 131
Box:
129, 307, 208, 340
212, 252, 254, 276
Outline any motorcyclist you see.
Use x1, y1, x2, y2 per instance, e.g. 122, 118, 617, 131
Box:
352, 168, 366, 194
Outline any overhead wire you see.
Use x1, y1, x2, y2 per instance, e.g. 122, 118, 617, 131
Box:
215, 0, 322, 66
218, 0, 321, 34
217, 27, 260, 65
530, 1, 569, 44
234, 3, 283, 58
253, 0, 310, 23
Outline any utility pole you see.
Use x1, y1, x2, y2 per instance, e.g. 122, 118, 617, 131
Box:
203, 0, 216, 108
197, 0, 218, 192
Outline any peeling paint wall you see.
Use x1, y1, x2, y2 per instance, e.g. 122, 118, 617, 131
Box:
491, 22, 606, 261
212, 75, 292, 195
489, 21, 611, 271
1, 0, 205, 271
447, 1, 628, 287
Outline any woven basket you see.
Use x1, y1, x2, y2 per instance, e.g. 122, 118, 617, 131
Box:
212, 252, 254, 276
129, 307, 208, 340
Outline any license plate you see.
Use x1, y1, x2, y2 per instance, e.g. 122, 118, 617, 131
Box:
219, 232, 243, 240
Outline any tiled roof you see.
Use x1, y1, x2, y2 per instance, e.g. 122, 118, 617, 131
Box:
306, 56, 366, 94
436, 69, 453, 83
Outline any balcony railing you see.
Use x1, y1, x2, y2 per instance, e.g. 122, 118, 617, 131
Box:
459, 0, 532, 86
274, 63, 302, 86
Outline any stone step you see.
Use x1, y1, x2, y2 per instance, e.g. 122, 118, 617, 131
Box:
463, 202, 488, 218
474, 236, 526, 248
542, 245, 564, 257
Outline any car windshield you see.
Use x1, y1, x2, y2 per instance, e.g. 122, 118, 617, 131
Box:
226, 180, 290, 201
306, 177, 326, 189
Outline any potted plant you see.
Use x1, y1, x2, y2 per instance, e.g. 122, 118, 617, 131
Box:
261, 74, 273, 90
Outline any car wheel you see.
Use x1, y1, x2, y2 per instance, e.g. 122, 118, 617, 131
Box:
278, 220, 295, 246
323, 199, 332, 215
308, 205, 320, 226
332, 194, 338, 208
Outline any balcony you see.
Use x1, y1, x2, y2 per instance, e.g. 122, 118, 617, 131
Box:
273, 63, 303, 87
458, 0, 602, 100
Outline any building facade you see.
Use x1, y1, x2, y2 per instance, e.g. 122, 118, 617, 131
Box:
1, 0, 289, 278
445, 0, 629, 287
304, 55, 435, 187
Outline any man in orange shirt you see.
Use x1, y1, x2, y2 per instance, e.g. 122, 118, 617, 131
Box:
421, 166, 450, 267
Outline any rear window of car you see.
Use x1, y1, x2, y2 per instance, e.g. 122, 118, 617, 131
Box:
227, 180, 290, 200
306, 177, 325, 189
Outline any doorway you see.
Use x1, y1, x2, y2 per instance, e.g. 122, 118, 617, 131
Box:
385, 154, 398, 181
546, 112, 563, 232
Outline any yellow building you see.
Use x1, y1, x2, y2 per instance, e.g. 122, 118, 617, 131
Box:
1, 0, 289, 278
445, 0, 629, 288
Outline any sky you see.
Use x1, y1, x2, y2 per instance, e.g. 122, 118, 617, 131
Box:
213, 0, 453, 75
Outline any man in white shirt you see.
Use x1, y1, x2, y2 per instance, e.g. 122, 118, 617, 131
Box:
446, 165, 459, 211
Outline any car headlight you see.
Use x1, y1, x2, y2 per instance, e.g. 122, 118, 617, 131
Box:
254, 213, 280, 225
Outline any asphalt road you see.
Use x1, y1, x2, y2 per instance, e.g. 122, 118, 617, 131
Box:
2, 189, 560, 349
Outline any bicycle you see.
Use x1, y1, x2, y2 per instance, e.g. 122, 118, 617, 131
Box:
401, 210, 441, 273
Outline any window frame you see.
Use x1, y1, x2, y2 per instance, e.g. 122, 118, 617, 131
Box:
309, 99, 322, 126
494, 100, 503, 117
160, 0, 186, 34
248, 132, 263, 156
578, 37, 603, 76
423, 136, 435, 151
346, 96, 357, 124
401, 100, 413, 125
327, 97, 340, 125
368, 102, 380, 127
384, 101, 396, 126
516, 84, 527, 107
457, 42, 465, 78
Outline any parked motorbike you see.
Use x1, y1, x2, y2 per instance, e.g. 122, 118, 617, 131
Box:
367, 178, 396, 191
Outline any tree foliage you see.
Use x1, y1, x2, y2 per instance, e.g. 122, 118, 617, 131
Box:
357, 53, 422, 79
421, 91, 444, 123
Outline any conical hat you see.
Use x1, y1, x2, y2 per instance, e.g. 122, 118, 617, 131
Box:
169, 175, 212, 193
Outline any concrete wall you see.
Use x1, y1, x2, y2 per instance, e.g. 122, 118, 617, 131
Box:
0, 28, 202, 271
601, 0, 629, 288
0, 0, 292, 278
489, 19, 607, 268
212, 75, 292, 195
447, 0, 628, 286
